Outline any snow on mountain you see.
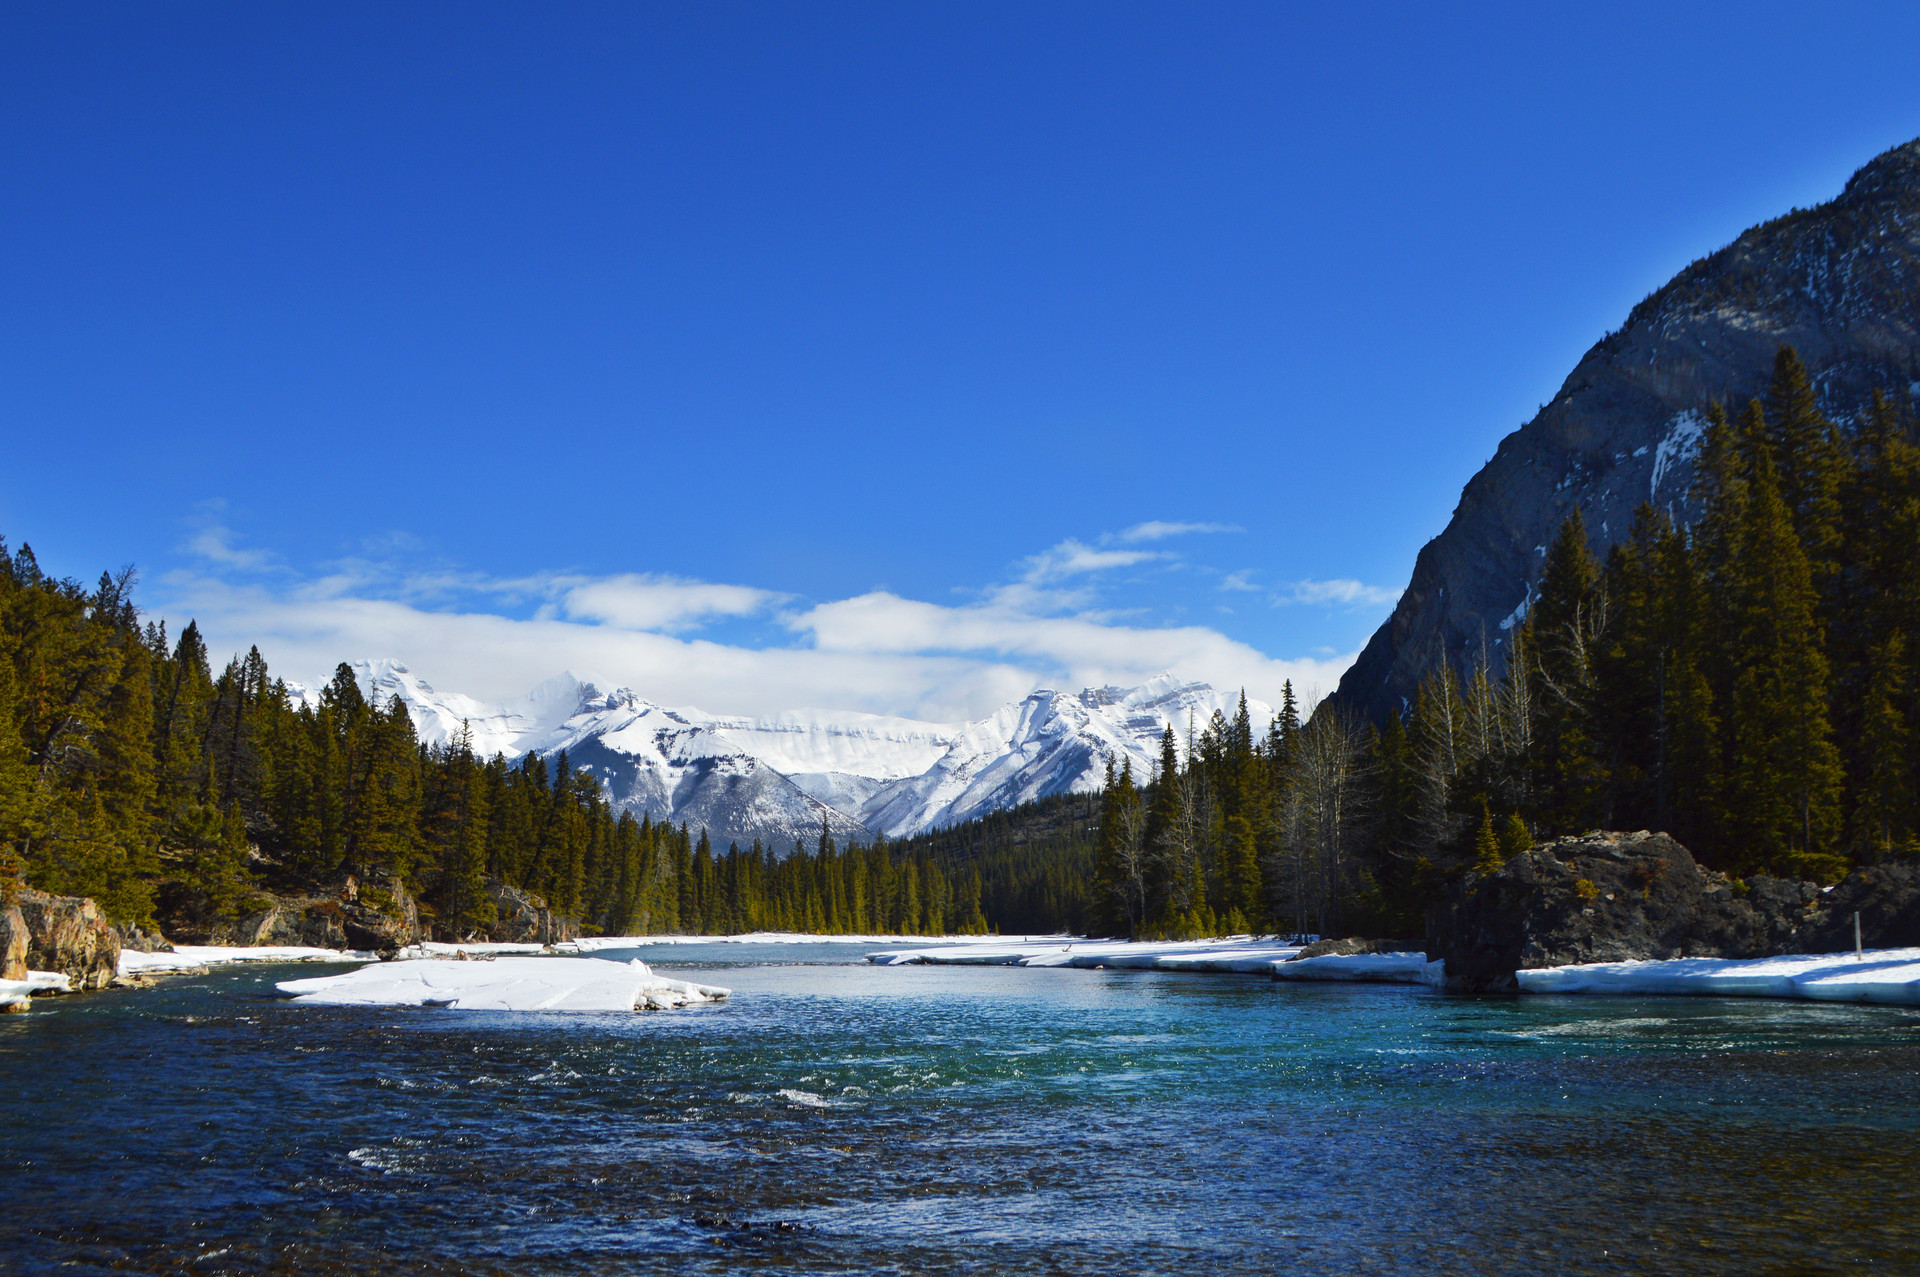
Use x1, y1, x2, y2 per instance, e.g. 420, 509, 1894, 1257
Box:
331, 660, 1267, 847
857, 676, 1263, 837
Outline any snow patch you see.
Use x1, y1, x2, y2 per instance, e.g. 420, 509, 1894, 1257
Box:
1516, 948, 1920, 1004
1650, 410, 1706, 498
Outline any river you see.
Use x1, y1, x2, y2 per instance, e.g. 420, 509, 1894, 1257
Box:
5, 941, 1918, 1274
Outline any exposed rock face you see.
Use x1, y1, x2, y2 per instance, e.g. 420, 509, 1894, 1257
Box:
1426, 832, 1833, 990
16, 888, 121, 990
1337, 138, 1920, 722
195, 872, 424, 953
485, 882, 575, 945
1806, 861, 1920, 951
2, 905, 28, 981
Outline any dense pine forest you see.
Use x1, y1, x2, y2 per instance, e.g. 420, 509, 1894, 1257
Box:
4, 346, 1914, 943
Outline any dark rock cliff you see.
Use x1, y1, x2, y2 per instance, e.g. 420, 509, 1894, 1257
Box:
1336, 138, 1920, 721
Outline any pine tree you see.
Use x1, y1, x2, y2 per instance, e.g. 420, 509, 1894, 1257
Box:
1852, 630, 1914, 859
1723, 441, 1845, 876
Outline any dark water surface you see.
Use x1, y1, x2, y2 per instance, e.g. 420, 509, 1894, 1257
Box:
5, 942, 1919, 1275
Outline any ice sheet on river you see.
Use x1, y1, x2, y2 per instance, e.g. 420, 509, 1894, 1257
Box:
274, 956, 731, 1011
867, 938, 1307, 972
1516, 947, 1920, 1004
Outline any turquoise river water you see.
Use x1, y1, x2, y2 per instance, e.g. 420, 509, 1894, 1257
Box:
4, 941, 1918, 1274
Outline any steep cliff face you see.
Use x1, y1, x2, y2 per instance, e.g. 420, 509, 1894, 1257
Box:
1337, 138, 1920, 721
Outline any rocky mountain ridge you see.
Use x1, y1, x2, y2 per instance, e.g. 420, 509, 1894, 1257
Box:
1336, 136, 1920, 721
306, 662, 1267, 847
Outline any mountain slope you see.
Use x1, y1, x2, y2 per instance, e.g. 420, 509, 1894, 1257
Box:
1335, 137, 1920, 722
329, 661, 1265, 846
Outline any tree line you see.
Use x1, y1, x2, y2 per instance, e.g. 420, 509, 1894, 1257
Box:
0, 555, 990, 937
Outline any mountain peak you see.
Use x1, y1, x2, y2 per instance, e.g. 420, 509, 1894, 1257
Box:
344, 663, 1264, 845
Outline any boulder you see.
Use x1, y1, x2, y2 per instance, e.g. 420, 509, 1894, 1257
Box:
16, 888, 121, 990
1426, 831, 1825, 991
485, 882, 574, 945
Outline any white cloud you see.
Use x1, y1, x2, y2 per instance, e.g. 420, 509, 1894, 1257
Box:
149, 570, 1354, 723
147, 516, 1356, 723
1117, 520, 1239, 543
1218, 570, 1259, 593
559, 574, 782, 632
1275, 578, 1401, 608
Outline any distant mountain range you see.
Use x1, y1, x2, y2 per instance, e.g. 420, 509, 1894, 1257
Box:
304, 661, 1265, 848
1335, 136, 1920, 721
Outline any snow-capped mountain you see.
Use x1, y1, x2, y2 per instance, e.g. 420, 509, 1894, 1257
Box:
320, 660, 1266, 847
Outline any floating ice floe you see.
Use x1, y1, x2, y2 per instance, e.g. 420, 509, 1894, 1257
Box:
118, 945, 378, 975
1516, 947, 1920, 1005
1271, 953, 1446, 986
273, 956, 731, 1012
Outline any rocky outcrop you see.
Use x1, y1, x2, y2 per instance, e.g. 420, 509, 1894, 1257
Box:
484, 882, 574, 945
191, 871, 424, 953
1335, 137, 1920, 723
2, 905, 27, 981
1805, 861, 1920, 951
16, 888, 121, 990
1426, 831, 1834, 991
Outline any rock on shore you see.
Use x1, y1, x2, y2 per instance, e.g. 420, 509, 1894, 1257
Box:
1427, 831, 1914, 990
16, 889, 121, 990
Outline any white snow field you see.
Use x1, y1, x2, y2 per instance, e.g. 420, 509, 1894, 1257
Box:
1516, 947, 1920, 1004
119, 944, 378, 975
1270, 953, 1446, 986
275, 956, 730, 1012
867, 937, 1309, 971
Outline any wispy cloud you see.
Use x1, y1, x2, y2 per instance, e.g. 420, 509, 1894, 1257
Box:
1019, 538, 1164, 585
1217, 570, 1259, 593
1274, 578, 1401, 608
184, 501, 276, 571
1116, 520, 1239, 543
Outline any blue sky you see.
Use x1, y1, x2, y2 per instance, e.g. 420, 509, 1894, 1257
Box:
6, 3, 1920, 719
